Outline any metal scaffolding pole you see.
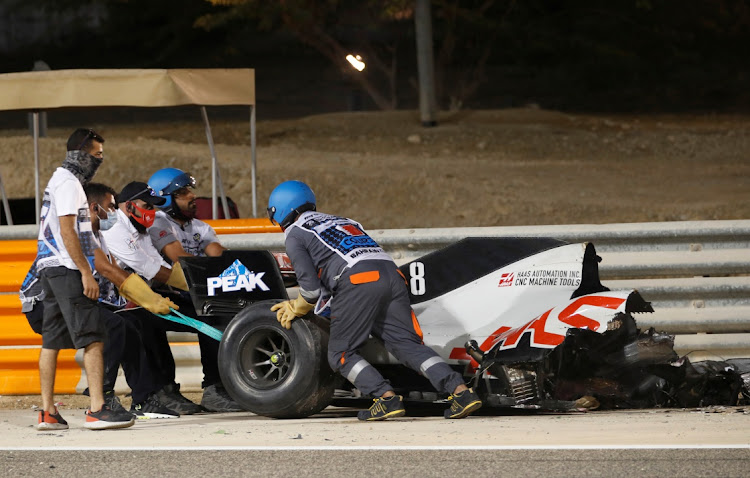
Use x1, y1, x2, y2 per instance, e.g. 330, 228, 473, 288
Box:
0, 169, 12, 225
33, 112, 40, 224
250, 104, 257, 218
200, 106, 230, 220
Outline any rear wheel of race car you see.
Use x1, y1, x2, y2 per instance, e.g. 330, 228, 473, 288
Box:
218, 299, 336, 418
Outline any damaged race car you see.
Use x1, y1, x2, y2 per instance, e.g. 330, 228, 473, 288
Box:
177, 237, 749, 418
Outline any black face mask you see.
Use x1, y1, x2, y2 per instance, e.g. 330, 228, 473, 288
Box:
168, 199, 196, 222
61, 150, 103, 186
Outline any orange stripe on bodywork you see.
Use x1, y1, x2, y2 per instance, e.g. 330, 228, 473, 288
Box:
349, 270, 380, 284
411, 310, 424, 342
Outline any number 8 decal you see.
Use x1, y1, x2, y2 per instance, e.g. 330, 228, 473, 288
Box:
409, 261, 426, 296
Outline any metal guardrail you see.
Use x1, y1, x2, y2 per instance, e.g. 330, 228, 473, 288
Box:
2, 220, 749, 394
0, 224, 37, 239
218, 220, 750, 362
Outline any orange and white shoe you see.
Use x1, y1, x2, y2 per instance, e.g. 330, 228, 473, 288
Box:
37, 408, 69, 431
84, 404, 135, 430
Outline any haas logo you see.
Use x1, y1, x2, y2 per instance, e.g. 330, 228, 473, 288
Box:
207, 259, 270, 296
498, 272, 514, 287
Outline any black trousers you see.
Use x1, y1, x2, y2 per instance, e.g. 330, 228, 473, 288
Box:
99, 306, 165, 404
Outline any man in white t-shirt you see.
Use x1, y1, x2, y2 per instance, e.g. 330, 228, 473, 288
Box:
21, 182, 180, 420
101, 181, 206, 414
35, 128, 135, 431
83, 182, 182, 419
146, 168, 243, 413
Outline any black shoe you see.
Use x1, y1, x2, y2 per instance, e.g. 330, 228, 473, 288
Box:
104, 391, 133, 417
131, 393, 180, 419
201, 384, 244, 412
444, 388, 482, 419
84, 404, 135, 430
155, 383, 203, 415
357, 395, 406, 421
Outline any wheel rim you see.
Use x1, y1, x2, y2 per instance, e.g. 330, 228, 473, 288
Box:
239, 327, 293, 389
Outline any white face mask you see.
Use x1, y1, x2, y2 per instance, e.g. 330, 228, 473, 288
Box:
99, 209, 118, 231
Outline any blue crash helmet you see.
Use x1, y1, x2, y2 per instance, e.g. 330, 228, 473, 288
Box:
267, 180, 316, 229
148, 167, 196, 210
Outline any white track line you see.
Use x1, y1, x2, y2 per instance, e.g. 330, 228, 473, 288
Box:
1, 445, 749, 451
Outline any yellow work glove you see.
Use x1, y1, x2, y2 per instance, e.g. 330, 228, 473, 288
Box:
119, 273, 179, 314
270, 295, 314, 329
166, 261, 189, 291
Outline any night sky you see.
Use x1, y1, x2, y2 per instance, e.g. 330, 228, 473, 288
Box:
1, 0, 748, 116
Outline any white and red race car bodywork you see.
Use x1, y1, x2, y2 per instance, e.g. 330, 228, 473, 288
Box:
182, 237, 744, 417
401, 240, 638, 363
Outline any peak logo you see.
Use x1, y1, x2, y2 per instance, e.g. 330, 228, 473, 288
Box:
207, 259, 270, 296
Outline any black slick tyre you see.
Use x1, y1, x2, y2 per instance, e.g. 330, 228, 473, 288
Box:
218, 300, 336, 418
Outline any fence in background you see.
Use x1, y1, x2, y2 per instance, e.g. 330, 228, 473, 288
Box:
1, 220, 748, 394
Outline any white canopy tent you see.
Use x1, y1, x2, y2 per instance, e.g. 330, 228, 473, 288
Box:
0, 68, 257, 223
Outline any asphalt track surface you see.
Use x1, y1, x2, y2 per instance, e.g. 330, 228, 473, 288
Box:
2, 406, 748, 477
3, 448, 749, 477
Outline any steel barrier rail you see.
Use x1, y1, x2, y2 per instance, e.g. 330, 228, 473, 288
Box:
2, 220, 749, 394
218, 218, 750, 257
217, 220, 750, 354
598, 250, 750, 278
0, 224, 37, 240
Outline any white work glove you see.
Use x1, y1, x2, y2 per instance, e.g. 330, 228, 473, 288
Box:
270, 295, 314, 329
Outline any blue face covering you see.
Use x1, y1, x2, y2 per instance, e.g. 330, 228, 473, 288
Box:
99, 209, 118, 231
